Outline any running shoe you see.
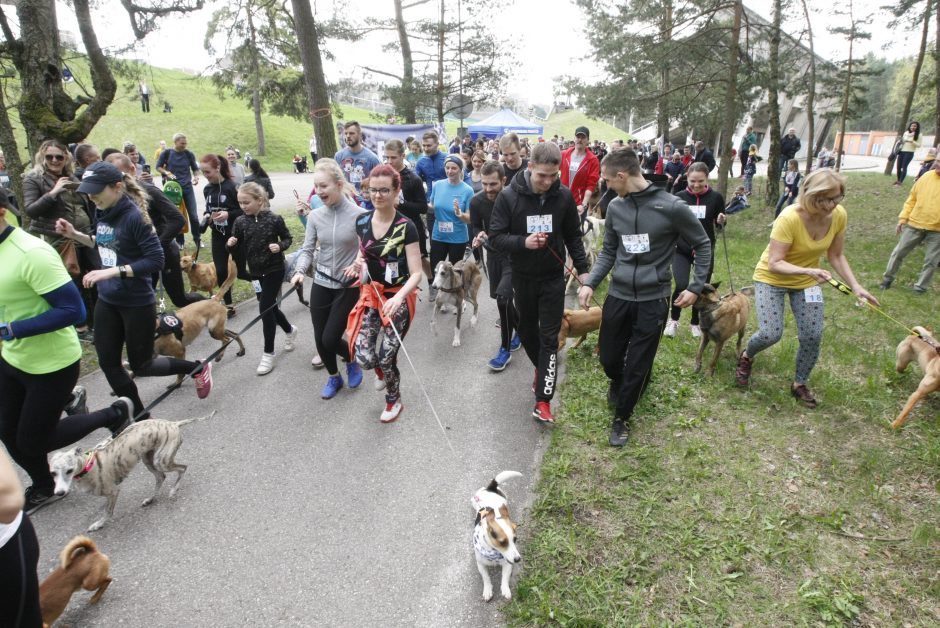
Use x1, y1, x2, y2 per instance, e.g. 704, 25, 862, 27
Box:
735, 352, 752, 387
311, 353, 324, 368
226, 306, 236, 319
664, 320, 679, 337
380, 399, 403, 423
193, 360, 213, 399
790, 383, 817, 409
532, 401, 555, 424
257, 352, 275, 375
488, 347, 512, 372
321, 374, 344, 399
24, 486, 62, 515
609, 418, 630, 447
374, 367, 387, 391
284, 325, 299, 352
64, 385, 88, 416
347, 362, 363, 389
109, 397, 134, 437
690, 324, 702, 338
509, 333, 522, 352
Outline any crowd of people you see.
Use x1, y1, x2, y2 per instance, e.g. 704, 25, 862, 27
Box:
0, 118, 938, 623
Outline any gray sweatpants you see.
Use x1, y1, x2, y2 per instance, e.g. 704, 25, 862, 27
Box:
882, 225, 940, 292
745, 281, 825, 385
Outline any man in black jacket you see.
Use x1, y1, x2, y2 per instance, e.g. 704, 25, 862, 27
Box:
490, 142, 590, 424
692, 141, 716, 173
780, 128, 801, 174
384, 139, 432, 284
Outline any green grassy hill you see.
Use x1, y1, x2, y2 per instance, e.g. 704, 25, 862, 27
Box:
541, 107, 632, 142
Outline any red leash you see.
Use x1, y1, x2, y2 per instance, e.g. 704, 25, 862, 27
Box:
545, 245, 603, 309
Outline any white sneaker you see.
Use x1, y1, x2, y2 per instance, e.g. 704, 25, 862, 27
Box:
664, 320, 679, 337
284, 325, 298, 352
374, 367, 387, 391
257, 352, 276, 375
311, 353, 324, 368
380, 399, 403, 423
690, 324, 702, 338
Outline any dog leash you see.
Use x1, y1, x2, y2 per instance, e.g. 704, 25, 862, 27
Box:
545, 245, 604, 309
826, 277, 940, 352
132, 284, 301, 421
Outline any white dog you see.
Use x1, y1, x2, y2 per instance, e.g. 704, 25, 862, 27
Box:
471, 470, 523, 601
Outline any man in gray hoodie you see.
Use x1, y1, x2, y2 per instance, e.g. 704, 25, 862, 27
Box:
579, 149, 711, 447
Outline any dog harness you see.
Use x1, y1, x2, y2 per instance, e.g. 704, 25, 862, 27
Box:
472, 520, 506, 564
155, 312, 184, 341
73, 451, 98, 479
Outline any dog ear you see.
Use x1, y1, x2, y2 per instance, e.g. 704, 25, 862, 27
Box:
711, 281, 721, 290
74, 446, 83, 455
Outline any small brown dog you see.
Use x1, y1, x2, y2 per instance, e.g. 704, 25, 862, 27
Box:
891, 326, 940, 429
180, 253, 237, 299
40, 536, 111, 626
693, 282, 751, 376
154, 299, 246, 383
558, 306, 602, 350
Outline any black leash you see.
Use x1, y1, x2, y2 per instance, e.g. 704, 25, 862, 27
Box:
133, 283, 300, 421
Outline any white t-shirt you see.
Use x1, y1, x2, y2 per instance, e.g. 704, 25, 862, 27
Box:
569, 152, 584, 183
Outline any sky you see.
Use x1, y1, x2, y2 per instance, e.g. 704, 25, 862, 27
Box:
48, 0, 911, 109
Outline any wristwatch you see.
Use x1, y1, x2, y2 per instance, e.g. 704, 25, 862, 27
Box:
119, 265, 128, 279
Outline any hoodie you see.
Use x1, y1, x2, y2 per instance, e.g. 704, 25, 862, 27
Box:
489, 169, 589, 280
292, 195, 365, 288
586, 183, 711, 302
94, 195, 165, 307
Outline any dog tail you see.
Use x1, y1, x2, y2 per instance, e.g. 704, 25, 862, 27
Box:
176, 410, 217, 428
487, 470, 523, 493
211, 256, 238, 302
60, 536, 97, 569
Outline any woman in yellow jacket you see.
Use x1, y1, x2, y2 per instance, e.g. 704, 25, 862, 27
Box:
881, 156, 940, 293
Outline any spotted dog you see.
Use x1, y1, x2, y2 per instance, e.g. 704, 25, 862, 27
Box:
471, 470, 523, 602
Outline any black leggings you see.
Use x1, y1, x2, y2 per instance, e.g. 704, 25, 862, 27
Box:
254, 270, 292, 354
0, 514, 41, 628
309, 283, 358, 374
670, 247, 713, 324
156, 241, 205, 308
211, 231, 247, 306
0, 358, 118, 490
430, 240, 467, 272
94, 300, 201, 417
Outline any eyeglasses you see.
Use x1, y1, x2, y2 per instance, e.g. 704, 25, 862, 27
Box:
368, 187, 392, 196
820, 195, 844, 205
45, 154, 66, 162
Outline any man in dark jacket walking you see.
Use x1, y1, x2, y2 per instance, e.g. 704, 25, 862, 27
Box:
490, 142, 590, 424
780, 128, 801, 174
692, 141, 716, 173
579, 149, 711, 447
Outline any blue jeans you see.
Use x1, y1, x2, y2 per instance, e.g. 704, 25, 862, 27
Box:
180, 183, 200, 244
896, 151, 915, 183
775, 192, 796, 217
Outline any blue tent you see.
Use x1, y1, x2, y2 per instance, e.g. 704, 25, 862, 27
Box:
467, 108, 544, 139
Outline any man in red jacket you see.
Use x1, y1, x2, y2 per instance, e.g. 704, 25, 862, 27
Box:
560, 126, 600, 217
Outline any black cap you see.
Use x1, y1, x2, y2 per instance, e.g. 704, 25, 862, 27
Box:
575, 126, 590, 138
77, 161, 123, 194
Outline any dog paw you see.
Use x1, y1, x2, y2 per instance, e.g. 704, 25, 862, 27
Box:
482, 588, 493, 602
87, 520, 106, 532
501, 587, 512, 600
470, 315, 478, 327
142, 497, 155, 507
452, 338, 461, 347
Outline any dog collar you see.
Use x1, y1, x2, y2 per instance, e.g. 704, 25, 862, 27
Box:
473, 523, 506, 563
74, 452, 97, 479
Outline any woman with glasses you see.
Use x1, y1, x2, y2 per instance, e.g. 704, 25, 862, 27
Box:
22, 140, 97, 340
290, 161, 365, 398
735, 169, 878, 408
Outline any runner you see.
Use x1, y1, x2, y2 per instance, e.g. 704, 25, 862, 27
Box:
334, 121, 381, 196
384, 139, 433, 289
290, 161, 366, 397
499, 133, 528, 183
416, 130, 448, 243
428, 155, 473, 302
490, 142, 590, 424
346, 164, 423, 423
155, 133, 201, 247
560, 126, 600, 218
200, 154, 248, 314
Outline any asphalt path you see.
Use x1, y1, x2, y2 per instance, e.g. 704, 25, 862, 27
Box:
26, 226, 561, 626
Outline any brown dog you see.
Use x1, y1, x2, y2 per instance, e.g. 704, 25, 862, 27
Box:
154, 299, 246, 383
891, 326, 940, 429
180, 253, 237, 299
558, 306, 602, 350
692, 282, 751, 376
40, 536, 111, 626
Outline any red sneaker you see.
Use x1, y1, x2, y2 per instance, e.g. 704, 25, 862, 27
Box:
193, 361, 213, 399
532, 401, 555, 424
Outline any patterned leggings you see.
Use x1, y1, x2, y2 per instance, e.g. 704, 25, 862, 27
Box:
745, 281, 825, 385
355, 302, 412, 403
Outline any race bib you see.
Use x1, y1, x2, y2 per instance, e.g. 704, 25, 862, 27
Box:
98, 246, 117, 268
213, 218, 228, 227
252, 280, 262, 294
527, 214, 553, 234
621, 234, 651, 254
804, 285, 824, 303
385, 263, 399, 284
689, 205, 707, 220
438, 221, 454, 233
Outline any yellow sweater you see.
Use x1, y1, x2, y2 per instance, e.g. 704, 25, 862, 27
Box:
899, 170, 940, 232
753, 205, 847, 290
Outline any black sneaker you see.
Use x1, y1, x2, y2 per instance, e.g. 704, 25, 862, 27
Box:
24, 486, 62, 515
109, 397, 134, 437
64, 385, 88, 416
878, 279, 891, 290
609, 418, 630, 447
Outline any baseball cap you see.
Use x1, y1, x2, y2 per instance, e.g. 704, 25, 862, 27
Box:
78, 161, 124, 194
575, 126, 590, 138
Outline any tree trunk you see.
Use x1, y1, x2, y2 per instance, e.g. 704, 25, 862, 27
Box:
834, 3, 855, 172
885, 0, 931, 174
0, 83, 25, 210
246, 3, 266, 156
290, 0, 337, 159
394, 0, 416, 123
436, 0, 445, 124
716, 0, 742, 198
657, 1, 673, 145
765, 0, 782, 206
801, 0, 816, 175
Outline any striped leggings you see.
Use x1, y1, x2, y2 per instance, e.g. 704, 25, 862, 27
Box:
745, 281, 825, 384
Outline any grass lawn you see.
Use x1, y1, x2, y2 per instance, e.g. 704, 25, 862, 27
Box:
540, 108, 632, 143
504, 173, 940, 626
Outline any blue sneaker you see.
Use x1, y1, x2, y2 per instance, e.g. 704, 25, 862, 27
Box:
488, 347, 512, 372
509, 333, 521, 352
346, 361, 363, 389
321, 374, 344, 399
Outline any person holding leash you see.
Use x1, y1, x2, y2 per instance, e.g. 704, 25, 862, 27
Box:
735, 169, 878, 408
427, 154, 473, 302
346, 164, 423, 423
578, 149, 711, 447
291, 160, 366, 398
200, 154, 247, 316
490, 142, 590, 425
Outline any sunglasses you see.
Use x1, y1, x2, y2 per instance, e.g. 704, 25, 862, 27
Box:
45, 153, 66, 162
